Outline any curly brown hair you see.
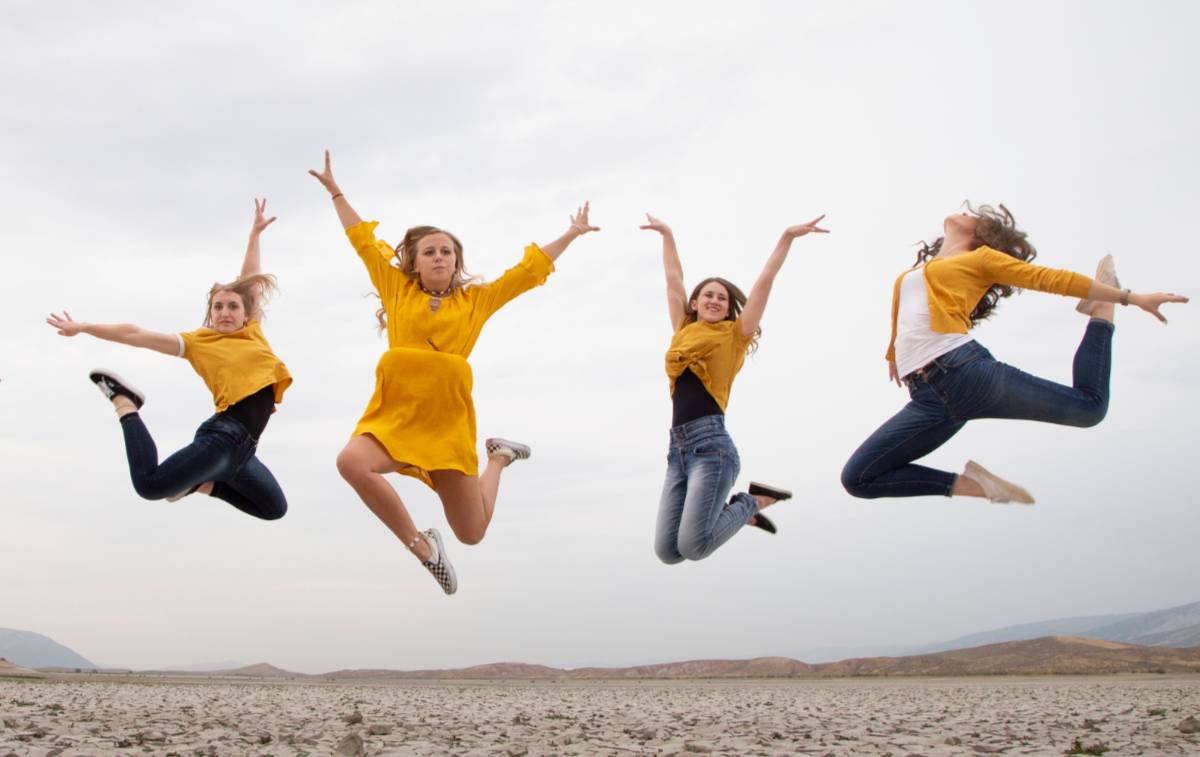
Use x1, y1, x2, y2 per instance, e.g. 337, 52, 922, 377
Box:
374, 225, 479, 331
682, 277, 760, 354
914, 202, 1038, 325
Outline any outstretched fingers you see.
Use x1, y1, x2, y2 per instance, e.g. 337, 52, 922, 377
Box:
570, 201, 599, 234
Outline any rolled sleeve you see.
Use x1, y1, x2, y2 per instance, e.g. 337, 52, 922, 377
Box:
346, 221, 401, 298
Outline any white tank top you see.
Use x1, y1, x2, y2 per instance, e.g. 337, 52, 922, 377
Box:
894, 266, 974, 378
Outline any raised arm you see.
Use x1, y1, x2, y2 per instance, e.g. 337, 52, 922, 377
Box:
640, 214, 687, 331
308, 150, 363, 230
46, 312, 180, 356
538, 202, 599, 261
239, 197, 276, 278
739, 215, 829, 337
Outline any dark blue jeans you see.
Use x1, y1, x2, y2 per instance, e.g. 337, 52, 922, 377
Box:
655, 415, 758, 563
841, 319, 1114, 498
119, 412, 287, 520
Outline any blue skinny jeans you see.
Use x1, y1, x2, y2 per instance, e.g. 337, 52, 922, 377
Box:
118, 412, 287, 520
841, 318, 1114, 498
655, 415, 758, 563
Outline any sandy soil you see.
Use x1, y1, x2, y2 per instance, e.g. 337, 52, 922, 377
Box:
1, 675, 1198, 755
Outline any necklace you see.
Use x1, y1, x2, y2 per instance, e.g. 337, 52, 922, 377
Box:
420, 282, 455, 313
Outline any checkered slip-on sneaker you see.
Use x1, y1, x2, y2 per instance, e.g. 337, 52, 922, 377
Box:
88, 369, 146, 409
420, 528, 458, 595
1075, 255, 1121, 315
485, 438, 531, 466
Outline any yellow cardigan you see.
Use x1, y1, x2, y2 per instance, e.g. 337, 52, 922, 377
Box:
885, 246, 1093, 361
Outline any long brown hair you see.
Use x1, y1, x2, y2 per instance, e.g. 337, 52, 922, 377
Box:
682, 277, 760, 353
914, 202, 1038, 326
374, 225, 478, 331
203, 273, 279, 328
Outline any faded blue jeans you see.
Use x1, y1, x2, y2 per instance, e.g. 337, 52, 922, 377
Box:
841, 318, 1114, 498
655, 415, 758, 563
119, 412, 287, 520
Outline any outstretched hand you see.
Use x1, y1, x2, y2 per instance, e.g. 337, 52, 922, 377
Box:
1135, 292, 1189, 323
308, 150, 339, 194
639, 213, 672, 236
570, 202, 600, 235
783, 214, 830, 239
47, 311, 84, 337
251, 197, 276, 235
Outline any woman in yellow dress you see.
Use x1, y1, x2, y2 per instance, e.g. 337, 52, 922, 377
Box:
309, 151, 597, 594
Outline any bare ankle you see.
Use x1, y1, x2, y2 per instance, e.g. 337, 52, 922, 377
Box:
407, 532, 432, 562
112, 397, 137, 417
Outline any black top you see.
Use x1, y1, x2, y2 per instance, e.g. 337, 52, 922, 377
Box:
671, 368, 724, 427
222, 384, 275, 440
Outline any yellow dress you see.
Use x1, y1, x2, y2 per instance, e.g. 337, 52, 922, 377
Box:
346, 221, 554, 488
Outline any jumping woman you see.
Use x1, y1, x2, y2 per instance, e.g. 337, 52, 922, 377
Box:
308, 150, 597, 594
643, 213, 828, 564
46, 199, 293, 520
841, 203, 1187, 504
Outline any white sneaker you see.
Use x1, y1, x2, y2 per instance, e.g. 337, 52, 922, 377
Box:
419, 528, 458, 595
1075, 255, 1121, 315
485, 437, 531, 466
963, 460, 1035, 505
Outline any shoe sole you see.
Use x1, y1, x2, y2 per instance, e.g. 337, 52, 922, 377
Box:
749, 481, 792, 501
88, 368, 146, 409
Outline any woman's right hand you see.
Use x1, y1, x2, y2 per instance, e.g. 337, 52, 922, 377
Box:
47, 311, 84, 336
1132, 292, 1189, 323
307, 150, 340, 195
640, 213, 672, 237
888, 360, 903, 387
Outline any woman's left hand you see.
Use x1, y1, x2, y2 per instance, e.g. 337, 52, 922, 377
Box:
783, 214, 830, 239
1133, 292, 1189, 323
251, 197, 277, 236
570, 202, 600, 235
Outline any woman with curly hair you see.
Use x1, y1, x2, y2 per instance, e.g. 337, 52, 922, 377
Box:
841, 203, 1187, 504
642, 213, 828, 564
46, 199, 293, 521
308, 151, 597, 595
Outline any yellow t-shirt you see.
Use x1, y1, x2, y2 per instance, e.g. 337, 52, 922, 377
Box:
179, 320, 292, 412
665, 319, 754, 412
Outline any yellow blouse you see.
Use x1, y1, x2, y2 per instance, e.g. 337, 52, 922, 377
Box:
665, 319, 754, 412
885, 246, 1094, 360
179, 320, 292, 412
346, 221, 554, 487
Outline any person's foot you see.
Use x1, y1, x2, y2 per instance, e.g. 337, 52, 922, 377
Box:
962, 460, 1035, 504
88, 369, 145, 409
749, 481, 792, 501
418, 528, 458, 595
1075, 255, 1121, 315
748, 513, 777, 534
485, 438, 531, 467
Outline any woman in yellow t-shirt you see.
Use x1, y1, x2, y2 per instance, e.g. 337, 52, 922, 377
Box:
641, 213, 828, 564
308, 151, 597, 594
841, 203, 1187, 504
47, 199, 293, 521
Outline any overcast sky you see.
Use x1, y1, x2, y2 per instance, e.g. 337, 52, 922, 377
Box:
2, 1, 1198, 673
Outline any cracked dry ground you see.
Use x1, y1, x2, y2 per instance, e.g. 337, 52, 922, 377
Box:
1, 676, 1198, 756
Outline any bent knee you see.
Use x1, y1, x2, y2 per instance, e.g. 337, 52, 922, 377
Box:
260, 502, 288, 521
840, 463, 874, 499
451, 524, 486, 546
677, 539, 714, 562
655, 543, 684, 565
335, 448, 367, 481
1074, 402, 1108, 428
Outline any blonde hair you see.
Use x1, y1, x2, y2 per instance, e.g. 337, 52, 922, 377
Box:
203, 273, 279, 328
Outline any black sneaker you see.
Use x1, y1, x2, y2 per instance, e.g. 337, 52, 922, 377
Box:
419, 528, 458, 595
749, 513, 777, 534
748, 481, 792, 501
88, 369, 145, 409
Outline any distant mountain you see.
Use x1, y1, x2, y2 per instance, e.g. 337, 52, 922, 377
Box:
161, 660, 247, 672
796, 600, 1200, 662
0, 629, 96, 669
0, 657, 43, 678
318, 637, 1200, 680
221, 662, 304, 678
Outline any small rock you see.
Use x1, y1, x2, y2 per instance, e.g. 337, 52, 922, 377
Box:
1076, 738, 1108, 754
344, 710, 363, 725
367, 724, 393, 736
507, 746, 529, 757
256, 731, 272, 744
335, 732, 364, 756
684, 742, 713, 754
140, 730, 166, 743
944, 736, 962, 745
1180, 716, 1200, 734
